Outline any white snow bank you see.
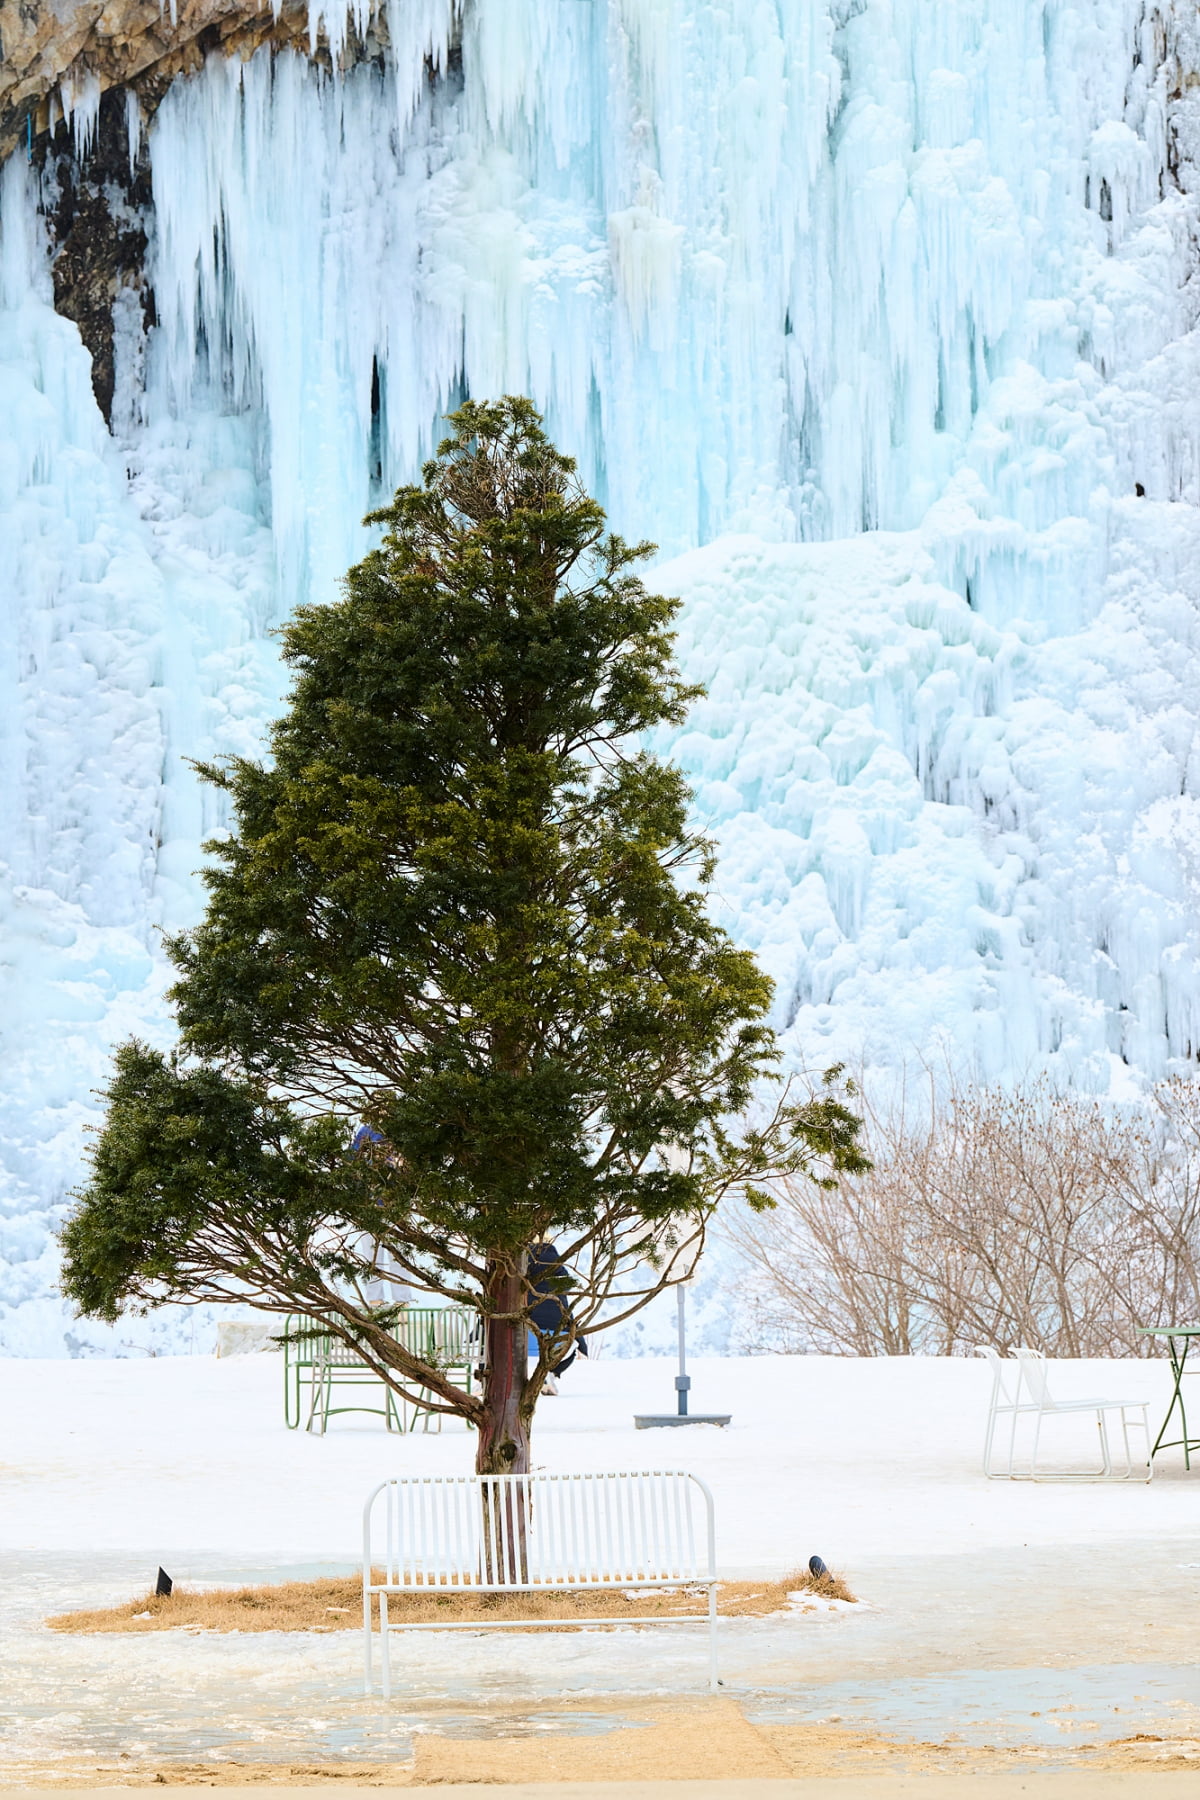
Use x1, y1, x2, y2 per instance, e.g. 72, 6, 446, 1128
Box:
0, 1352, 1189, 1570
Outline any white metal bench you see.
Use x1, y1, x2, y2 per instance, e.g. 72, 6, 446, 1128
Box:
362, 1470, 719, 1695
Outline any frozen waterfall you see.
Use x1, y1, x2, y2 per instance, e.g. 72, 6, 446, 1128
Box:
3, 0, 1200, 1351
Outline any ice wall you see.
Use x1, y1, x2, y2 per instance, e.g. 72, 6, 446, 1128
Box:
3, 0, 1200, 1351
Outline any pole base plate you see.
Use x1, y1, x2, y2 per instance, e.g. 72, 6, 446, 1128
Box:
633, 1413, 731, 1428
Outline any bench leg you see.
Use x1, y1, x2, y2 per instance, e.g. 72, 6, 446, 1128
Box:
363, 1589, 373, 1696
381, 1593, 392, 1700
708, 1584, 718, 1691
306, 1360, 328, 1434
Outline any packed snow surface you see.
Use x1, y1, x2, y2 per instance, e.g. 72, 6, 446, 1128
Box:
5, 2, 1200, 1349
0, 1351, 1191, 1561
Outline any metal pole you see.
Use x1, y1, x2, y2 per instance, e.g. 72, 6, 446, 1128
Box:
674, 1285, 690, 1416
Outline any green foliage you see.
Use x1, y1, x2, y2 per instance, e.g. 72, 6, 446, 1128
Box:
61, 397, 865, 1389
59, 1043, 365, 1323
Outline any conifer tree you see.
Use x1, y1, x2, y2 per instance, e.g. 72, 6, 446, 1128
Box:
61, 398, 865, 1473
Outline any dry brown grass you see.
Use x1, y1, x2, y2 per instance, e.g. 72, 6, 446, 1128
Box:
46, 1566, 854, 1634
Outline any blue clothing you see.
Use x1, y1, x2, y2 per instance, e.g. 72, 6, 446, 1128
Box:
527, 1242, 588, 1373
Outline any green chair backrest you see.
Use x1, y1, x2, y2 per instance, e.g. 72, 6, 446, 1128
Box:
396, 1306, 475, 1369
287, 1306, 475, 1367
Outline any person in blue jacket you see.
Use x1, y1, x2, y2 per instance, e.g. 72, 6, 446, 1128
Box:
527, 1240, 589, 1393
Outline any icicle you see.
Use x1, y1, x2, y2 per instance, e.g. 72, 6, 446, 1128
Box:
60, 68, 101, 161
125, 88, 142, 177
0, 151, 38, 310
608, 167, 684, 344
387, 0, 458, 134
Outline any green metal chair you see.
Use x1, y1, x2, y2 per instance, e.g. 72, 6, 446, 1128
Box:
306, 1326, 406, 1434
282, 1313, 323, 1429
397, 1306, 476, 1431
288, 1306, 477, 1434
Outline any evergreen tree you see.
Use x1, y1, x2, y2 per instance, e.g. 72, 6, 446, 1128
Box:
61, 398, 865, 1473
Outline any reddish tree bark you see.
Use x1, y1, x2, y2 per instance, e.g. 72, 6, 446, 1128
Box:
476, 1259, 532, 1477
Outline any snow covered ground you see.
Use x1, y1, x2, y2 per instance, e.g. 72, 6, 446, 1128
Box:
1, 1349, 1194, 1563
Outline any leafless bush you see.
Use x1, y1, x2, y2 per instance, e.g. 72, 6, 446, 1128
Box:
728, 1075, 1200, 1356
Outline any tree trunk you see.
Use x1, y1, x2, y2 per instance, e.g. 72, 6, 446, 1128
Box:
476, 1259, 531, 1476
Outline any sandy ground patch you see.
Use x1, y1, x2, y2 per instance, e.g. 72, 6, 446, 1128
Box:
8, 1784, 1200, 1800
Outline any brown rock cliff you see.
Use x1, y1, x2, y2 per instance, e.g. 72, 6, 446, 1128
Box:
1, 0, 387, 160
1, 0, 394, 418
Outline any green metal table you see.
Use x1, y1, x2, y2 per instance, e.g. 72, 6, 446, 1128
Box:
1139, 1325, 1200, 1467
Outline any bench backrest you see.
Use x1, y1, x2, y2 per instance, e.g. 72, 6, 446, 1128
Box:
974, 1343, 1019, 1409
287, 1307, 475, 1370
364, 1471, 715, 1593
283, 1314, 322, 1362
396, 1307, 475, 1369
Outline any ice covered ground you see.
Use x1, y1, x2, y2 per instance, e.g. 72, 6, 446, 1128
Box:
2, 1351, 1200, 1776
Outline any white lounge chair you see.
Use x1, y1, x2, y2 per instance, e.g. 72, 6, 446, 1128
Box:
975, 1345, 1038, 1478
1010, 1346, 1152, 1482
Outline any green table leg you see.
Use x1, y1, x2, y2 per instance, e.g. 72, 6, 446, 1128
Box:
1151, 1332, 1192, 1468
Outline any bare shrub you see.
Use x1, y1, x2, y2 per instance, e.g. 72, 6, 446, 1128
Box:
729, 1074, 1200, 1357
